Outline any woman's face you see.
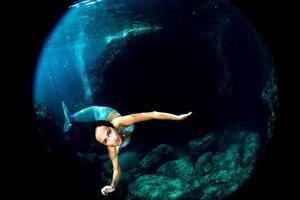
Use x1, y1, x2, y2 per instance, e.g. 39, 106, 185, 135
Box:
95, 126, 122, 147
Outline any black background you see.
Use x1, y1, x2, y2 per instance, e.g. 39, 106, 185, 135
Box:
7, 0, 295, 199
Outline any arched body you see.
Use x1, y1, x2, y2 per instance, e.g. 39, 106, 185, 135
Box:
62, 101, 192, 195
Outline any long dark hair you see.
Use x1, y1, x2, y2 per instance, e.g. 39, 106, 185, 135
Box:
92, 120, 128, 143
92, 120, 115, 132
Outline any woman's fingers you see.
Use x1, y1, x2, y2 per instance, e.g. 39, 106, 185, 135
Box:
183, 112, 192, 117
179, 112, 193, 120
101, 185, 115, 196
101, 188, 108, 196
186, 112, 192, 116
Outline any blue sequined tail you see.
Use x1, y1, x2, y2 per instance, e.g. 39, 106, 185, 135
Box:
62, 101, 72, 132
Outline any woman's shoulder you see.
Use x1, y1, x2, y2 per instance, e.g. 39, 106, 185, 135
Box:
109, 110, 121, 117
111, 116, 123, 127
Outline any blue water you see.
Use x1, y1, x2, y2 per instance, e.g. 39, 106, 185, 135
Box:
33, 0, 276, 140
33, 0, 160, 120
32, 1, 278, 199
34, 0, 107, 110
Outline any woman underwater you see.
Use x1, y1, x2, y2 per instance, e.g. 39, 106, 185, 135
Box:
62, 101, 192, 196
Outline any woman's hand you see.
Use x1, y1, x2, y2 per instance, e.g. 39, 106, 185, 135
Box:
101, 185, 115, 196
177, 112, 193, 120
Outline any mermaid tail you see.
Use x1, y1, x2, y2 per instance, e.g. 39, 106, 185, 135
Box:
62, 101, 72, 132
61, 103, 118, 132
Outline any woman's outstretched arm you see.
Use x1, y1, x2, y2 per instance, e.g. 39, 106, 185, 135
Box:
101, 146, 121, 195
112, 111, 192, 127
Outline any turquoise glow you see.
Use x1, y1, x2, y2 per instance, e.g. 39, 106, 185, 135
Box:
33, 0, 161, 119
105, 25, 161, 43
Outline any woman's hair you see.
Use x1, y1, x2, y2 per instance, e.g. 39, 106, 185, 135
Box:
92, 120, 115, 131
92, 120, 127, 144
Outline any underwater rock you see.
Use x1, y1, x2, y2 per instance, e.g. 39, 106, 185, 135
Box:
195, 152, 214, 176
188, 132, 216, 156
208, 169, 236, 184
180, 132, 260, 200
212, 144, 240, 170
137, 144, 176, 173
217, 130, 248, 151
224, 144, 240, 169
186, 168, 253, 200
121, 152, 141, 183
87, 25, 160, 95
122, 131, 260, 200
102, 151, 141, 172
102, 160, 137, 200
199, 182, 240, 200
101, 151, 141, 184
87, 39, 126, 94
128, 174, 188, 200
201, 183, 225, 200
240, 133, 260, 166
156, 156, 195, 181
119, 151, 142, 171
193, 166, 254, 200
191, 134, 259, 200
261, 67, 279, 138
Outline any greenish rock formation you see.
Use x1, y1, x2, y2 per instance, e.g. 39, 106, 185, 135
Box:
195, 152, 214, 175
211, 144, 240, 171
156, 157, 195, 181
127, 131, 260, 200
87, 25, 161, 94
105, 24, 162, 44
137, 144, 176, 172
188, 132, 216, 156
101, 151, 141, 184
119, 151, 142, 171
128, 175, 188, 200
102, 151, 141, 173
240, 133, 260, 166
217, 130, 247, 151
261, 67, 279, 138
